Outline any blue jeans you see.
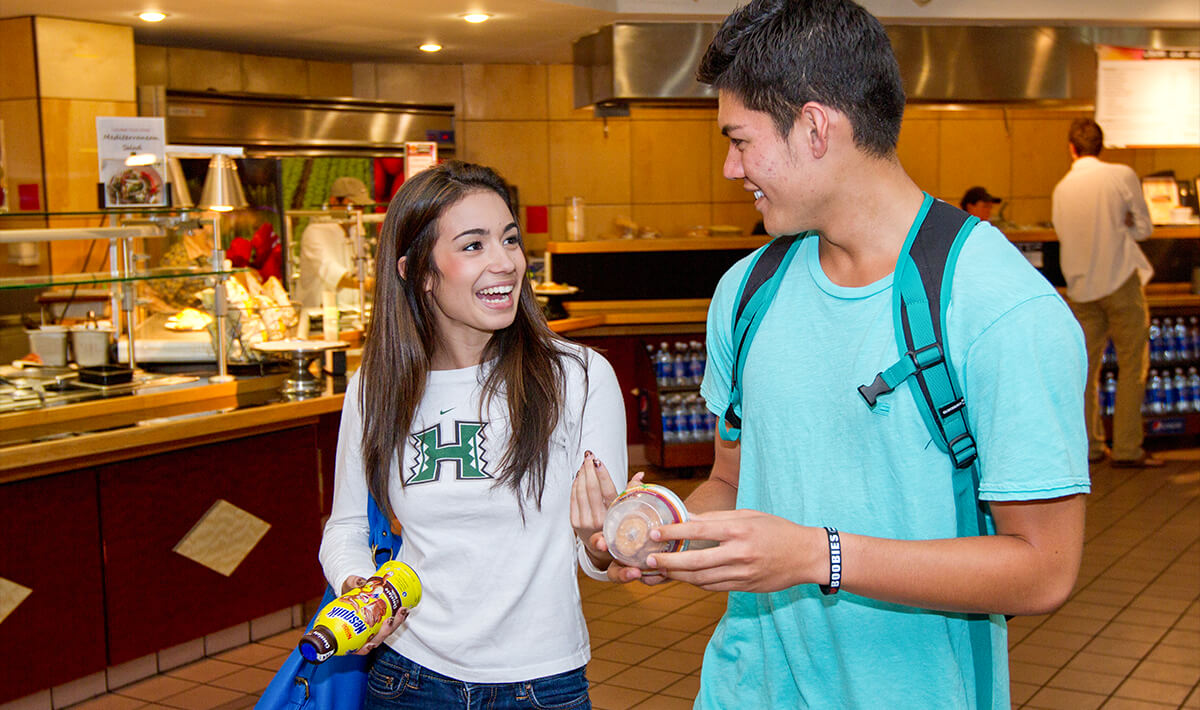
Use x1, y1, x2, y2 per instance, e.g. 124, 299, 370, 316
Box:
364, 647, 591, 710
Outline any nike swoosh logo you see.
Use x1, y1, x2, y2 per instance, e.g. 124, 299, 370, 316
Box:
440, 408, 454, 415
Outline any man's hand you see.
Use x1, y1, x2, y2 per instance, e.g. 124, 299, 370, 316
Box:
646, 510, 824, 593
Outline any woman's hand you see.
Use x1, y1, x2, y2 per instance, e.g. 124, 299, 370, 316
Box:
355, 607, 409, 655
570, 452, 630, 568
340, 574, 411, 655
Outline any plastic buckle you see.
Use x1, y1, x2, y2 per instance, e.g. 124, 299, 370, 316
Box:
857, 373, 893, 407
939, 398, 966, 418
723, 403, 742, 430
949, 433, 977, 469
907, 342, 944, 370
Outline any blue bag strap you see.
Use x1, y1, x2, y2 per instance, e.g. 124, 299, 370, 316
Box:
274, 494, 400, 703
719, 233, 808, 441
368, 494, 399, 567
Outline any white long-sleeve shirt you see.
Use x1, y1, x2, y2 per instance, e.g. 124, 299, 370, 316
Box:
1051, 155, 1154, 303
320, 343, 627, 683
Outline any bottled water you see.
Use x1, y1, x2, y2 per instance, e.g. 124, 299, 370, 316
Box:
1146, 370, 1164, 414
688, 340, 707, 385
672, 342, 689, 387
1174, 318, 1191, 361
660, 394, 678, 444
1190, 317, 1200, 358
1162, 369, 1177, 412
1162, 317, 1176, 362
673, 393, 692, 442
1172, 368, 1188, 413
1101, 372, 1117, 416
1148, 319, 1162, 364
1188, 367, 1200, 413
1102, 340, 1116, 368
696, 394, 715, 441
654, 342, 672, 388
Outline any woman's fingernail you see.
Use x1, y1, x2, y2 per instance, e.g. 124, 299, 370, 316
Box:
593, 457, 602, 468
584, 450, 593, 458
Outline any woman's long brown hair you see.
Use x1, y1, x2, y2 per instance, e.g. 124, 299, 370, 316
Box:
359, 161, 582, 519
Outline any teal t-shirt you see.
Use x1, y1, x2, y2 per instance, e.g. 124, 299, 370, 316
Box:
696, 218, 1090, 709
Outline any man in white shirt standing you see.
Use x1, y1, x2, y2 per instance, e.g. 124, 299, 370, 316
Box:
297, 176, 369, 316
1052, 118, 1160, 468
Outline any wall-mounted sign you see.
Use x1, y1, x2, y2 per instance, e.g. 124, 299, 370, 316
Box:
1096, 46, 1200, 148
96, 117, 168, 207
404, 142, 438, 179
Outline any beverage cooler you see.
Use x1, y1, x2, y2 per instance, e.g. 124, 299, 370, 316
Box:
635, 338, 719, 470
1102, 315, 1200, 437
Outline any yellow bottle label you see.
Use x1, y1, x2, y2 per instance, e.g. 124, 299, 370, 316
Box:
299, 560, 422, 663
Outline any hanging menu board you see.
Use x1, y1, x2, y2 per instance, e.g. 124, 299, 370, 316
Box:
1095, 46, 1200, 148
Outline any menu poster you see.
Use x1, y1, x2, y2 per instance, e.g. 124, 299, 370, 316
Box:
96, 117, 167, 207
404, 142, 437, 179
1095, 46, 1200, 148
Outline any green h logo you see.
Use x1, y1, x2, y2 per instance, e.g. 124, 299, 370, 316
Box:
406, 421, 490, 485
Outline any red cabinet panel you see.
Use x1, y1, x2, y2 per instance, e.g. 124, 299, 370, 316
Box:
0, 472, 106, 703
98, 426, 326, 664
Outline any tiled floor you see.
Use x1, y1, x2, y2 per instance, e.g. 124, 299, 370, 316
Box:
54, 448, 1200, 710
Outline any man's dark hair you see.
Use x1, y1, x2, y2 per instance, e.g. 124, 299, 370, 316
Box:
1068, 118, 1104, 157
697, 0, 905, 157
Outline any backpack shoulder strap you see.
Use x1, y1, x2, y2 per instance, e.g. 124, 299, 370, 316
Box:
857, 195, 980, 472
858, 195, 995, 710
719, 233, 808, 441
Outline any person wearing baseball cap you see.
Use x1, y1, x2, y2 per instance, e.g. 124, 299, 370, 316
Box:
960, 186, 1002, 220
298, 176, 371, 317
330, 176, 371, 205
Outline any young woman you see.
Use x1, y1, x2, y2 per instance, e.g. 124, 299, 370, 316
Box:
319, 161, 627, 710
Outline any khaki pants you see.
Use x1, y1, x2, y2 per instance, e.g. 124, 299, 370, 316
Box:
1067, 273, 1150, 461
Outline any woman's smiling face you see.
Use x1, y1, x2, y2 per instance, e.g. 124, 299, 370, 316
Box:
424, 189, 525, 365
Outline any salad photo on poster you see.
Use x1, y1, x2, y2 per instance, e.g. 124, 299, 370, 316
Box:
103, 159, 164, 206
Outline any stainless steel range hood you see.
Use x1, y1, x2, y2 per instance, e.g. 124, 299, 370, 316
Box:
573, 23, 1199, 107
145, 90, 455, 156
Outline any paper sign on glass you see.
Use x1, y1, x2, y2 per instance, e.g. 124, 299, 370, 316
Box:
96, 117, 168, 208
404, 142, 438, 179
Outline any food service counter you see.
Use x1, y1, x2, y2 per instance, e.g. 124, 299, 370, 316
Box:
0, 374, 347, 703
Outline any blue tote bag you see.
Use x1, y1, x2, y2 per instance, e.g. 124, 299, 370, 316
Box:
257, 496, 398, 709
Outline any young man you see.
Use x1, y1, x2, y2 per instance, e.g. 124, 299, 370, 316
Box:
603, 1, 1089, 707
1052, 118, 1159, 468
960, 186, 1003, 221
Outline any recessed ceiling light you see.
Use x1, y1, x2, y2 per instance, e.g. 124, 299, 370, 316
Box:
137, 11, 167, 22
419, 43, 443, 53
462, 13, 491, 23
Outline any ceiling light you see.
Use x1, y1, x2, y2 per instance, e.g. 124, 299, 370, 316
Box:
137, 11, 167, 22
419, 43, 442, 53
462, 13, 491, 23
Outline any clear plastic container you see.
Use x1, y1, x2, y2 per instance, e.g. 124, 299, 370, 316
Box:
603, 483, 690, 570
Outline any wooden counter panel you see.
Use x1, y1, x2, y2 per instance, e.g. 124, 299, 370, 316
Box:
1, 392, 344, 483
0, 471, 107, 703
545, 236, 770, 254
99, 426, 326, 664
1002, 225, 1200, 243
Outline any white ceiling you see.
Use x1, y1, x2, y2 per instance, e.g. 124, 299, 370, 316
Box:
1, 0, 1196, 64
